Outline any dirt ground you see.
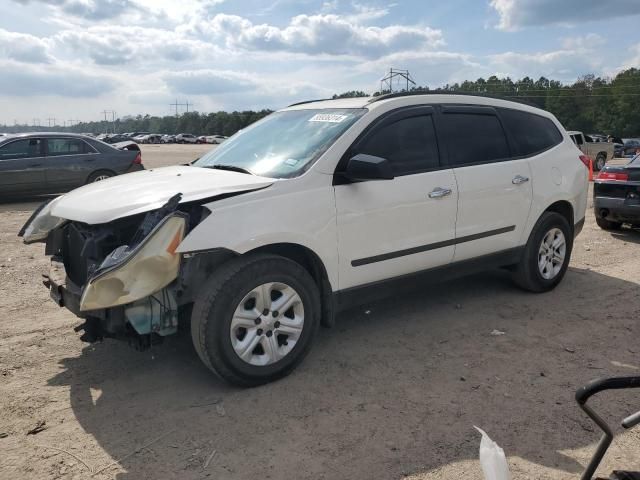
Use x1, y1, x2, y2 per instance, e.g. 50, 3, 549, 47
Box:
1, 145, 639, 480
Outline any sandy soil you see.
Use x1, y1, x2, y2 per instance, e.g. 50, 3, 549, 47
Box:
1, 145, 639, 480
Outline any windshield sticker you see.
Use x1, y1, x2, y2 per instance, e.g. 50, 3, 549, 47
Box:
285, 158, 299, 166
308, 113, 348, 123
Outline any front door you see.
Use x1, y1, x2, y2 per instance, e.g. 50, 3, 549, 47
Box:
0, 138, 46, 195
334, 106, 458, 290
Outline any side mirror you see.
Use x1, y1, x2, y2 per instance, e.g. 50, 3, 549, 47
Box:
342, 153, 394, 182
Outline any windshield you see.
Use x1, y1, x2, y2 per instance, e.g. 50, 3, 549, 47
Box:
193, 108, 366, 178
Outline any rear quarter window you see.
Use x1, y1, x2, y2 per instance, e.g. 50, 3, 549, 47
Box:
499, 109, 563, 157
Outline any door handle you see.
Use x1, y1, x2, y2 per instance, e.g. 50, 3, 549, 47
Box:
30, 163, 42, 167
512, 175, 529, 185
428, 187, 452, 199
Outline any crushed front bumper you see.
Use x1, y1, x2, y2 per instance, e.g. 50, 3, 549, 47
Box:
43, 256, 84, 318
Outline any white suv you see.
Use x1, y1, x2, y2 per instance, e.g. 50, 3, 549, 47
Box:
21, 94, 588, 386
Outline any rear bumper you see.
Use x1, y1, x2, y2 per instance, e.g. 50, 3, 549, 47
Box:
594, 196, 640, 223
126, 163, 145, 173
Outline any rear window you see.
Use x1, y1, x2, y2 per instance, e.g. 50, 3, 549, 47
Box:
47, 138, 93, 156
499, 109, 562, 156
440, 112, 510, 166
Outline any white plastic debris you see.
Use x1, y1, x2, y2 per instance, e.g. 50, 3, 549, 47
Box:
490, 329, 506, 336
474, 426, 511, 480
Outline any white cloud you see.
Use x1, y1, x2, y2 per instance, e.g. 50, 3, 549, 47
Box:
12, 0, 152, 21
0, 28, 52, 63
490, 0, 640, 30
184, 13, 444, 58
55, 26, 215, 65
0, 60, 117, 96
163, 70, 258, 95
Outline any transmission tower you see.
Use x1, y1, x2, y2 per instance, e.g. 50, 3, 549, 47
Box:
380, 68, 416, 93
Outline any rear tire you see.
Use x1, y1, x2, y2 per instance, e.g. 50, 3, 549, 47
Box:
596, 216, 622, 231
595, 153, 606, 171
191, 253, 320, 387
512, 212, 572, 293
86, 170, 115, 183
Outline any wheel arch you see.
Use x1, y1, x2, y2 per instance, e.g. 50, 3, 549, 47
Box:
245, 243, 335, 328
544, 200, 574, 229
86, 169, 117, 184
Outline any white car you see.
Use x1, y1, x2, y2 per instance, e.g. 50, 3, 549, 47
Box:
207, 135, 228, 144
21, 94, 588, 386
176, 133, 197, 144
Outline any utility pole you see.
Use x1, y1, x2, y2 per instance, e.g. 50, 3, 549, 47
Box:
32, 118, 40, 127
101, 110, 116, 133
380, 68, 416, 94
47, 117, 56, 128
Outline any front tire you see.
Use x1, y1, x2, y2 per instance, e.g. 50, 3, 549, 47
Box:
191, 254, 320, 387
512, 212, 572, 292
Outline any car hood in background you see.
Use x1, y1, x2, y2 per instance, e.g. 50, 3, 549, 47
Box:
50, 166, 274, 224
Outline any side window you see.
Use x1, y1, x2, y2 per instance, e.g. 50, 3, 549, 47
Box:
46, 138, 87, 156
440, 113, 510, 166
0, 139, 42, 160
499, 109, 563, 156
356, 115, 440, 175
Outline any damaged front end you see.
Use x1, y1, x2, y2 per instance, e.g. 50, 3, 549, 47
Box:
32, 194, 205, 349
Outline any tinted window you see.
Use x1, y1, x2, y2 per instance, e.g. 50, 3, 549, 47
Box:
440, 113, 510, 166
0, 138, 42, 160
47, 138, 88, 156
356, 115, 439, 175
499, 109, 563, 156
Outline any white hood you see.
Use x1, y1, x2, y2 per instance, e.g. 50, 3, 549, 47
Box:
50, 166, 274, 224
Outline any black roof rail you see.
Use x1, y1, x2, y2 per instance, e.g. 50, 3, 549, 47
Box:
287, 98, 335, 107
367, 90, 540, 108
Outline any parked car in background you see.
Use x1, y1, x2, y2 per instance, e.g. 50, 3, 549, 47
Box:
176, 133, 197, 144
207, 135, 228, 144
568, 131, 614, 170
161, 134, 175, 143
103, 134, 135, 144
620, 138, 640, 157
21, 94, 588, 386
196, 136, 208, 144
0, 133, 143, 197
593, 153, 640, 230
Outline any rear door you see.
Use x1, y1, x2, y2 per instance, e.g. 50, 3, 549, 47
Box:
437, 105, 533, 262
44, 137, 98, 191
334, 106, 458, 289
0, 138, 46, 195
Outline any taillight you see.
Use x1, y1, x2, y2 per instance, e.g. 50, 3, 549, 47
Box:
579, 155, 591, 168
596, 171, 628, 181
133, 152, 142, 165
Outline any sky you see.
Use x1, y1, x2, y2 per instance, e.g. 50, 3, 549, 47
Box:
1, 0, 640, 125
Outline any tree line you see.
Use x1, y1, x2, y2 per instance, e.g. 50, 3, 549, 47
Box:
334, 68, 640, 137
2, 68, 639, 137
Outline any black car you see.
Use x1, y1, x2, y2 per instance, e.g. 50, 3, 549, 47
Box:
594, 154, 640, 230
103, 134, 135, 144
0, 132, 144, 197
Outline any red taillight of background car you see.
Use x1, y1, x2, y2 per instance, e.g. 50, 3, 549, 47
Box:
133, 152, 142, 164
596, 171, 629, 181
579, 155, 591, 168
